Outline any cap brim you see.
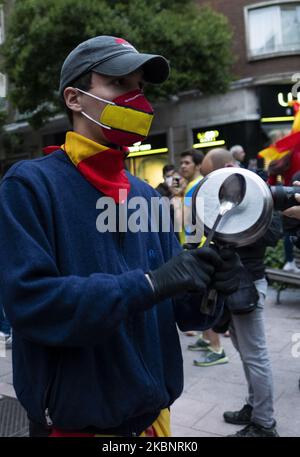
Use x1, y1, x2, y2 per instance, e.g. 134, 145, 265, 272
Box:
91, 53, 170, 84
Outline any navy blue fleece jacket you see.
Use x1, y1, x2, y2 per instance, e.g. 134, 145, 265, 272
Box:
0, 150, 222, 435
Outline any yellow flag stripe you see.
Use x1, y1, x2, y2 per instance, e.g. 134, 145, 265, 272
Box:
101, 105, 153, 137
62, 131, 109, 166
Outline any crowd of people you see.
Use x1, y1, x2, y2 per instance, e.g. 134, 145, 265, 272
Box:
155, 145, 300, 437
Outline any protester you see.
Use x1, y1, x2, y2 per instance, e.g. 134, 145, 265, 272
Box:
282, 181, 300, 220
189, 146, 281, 435
179, 149, 204, 336
189, 148, 235, 366
0, 303, 12, 349
266, 132, 300, 273
156, 164, 175, 198
230, 145, 246, 168
222, 211, 281, 437
179, 150, 204, 246
282, 181, 300, 395
247, 158, 258, 173
0, 36, 240, 437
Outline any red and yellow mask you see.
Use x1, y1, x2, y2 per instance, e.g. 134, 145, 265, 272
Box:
77, 88, 154, 146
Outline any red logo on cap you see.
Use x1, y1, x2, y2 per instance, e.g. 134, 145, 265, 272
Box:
115, 38, 135, 50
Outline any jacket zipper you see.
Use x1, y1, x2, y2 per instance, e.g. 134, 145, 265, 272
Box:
43, 356, 61, 428
45, 408, 53, 427
117, 228, 158, 433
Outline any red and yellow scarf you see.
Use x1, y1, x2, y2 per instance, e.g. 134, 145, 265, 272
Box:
49, 408, 171, 437
60, 131, 130, 203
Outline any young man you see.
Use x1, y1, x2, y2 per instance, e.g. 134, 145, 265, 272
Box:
156, 164, 175, 198
188, 148, 235, 366
0, 36, 239, 437
179, 150, 204, 246
179, 150, 204, 336
189, 148, 280, 436
223, 212, 281, 438
230, 145, 246, 168
179, 150, 204, 198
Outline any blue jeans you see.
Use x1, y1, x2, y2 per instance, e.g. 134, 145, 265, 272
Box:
0, 303, 11, 335
284, 234, 294, 263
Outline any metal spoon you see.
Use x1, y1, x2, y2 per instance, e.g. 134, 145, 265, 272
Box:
201, 172, 246, 315
203, 173, 247, 247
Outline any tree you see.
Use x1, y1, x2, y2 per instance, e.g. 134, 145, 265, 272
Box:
0, 0, 233, 127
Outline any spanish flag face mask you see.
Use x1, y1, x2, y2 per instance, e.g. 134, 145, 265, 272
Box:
76, 88, 154, 146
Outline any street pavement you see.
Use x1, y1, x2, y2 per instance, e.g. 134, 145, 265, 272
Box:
0, 286, 299, 437
172, 286, 300, 437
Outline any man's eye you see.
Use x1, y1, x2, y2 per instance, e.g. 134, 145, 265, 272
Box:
113, 79, 125, 86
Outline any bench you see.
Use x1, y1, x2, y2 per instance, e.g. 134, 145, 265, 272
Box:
265, 246, 300, 304
265, 268, 300, 304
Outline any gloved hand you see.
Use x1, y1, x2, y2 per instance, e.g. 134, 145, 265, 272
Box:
211, 247, 240, 295
147, 247, 222, 301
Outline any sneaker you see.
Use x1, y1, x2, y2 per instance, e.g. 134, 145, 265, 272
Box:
193, 348, 228, 367
283, 260, 300, 273
227, 421, 279, 437
184, 331, 198, 337
188, 337, 210, 351
0, 331, 12, 349
5, 335, 12, 349
223, 404, 252, 425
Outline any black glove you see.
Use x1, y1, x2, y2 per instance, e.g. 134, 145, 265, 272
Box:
211, 247, 240, 295
148, 247, 222, 301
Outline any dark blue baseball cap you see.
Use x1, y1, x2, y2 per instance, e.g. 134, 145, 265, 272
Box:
59, 36, 170, 96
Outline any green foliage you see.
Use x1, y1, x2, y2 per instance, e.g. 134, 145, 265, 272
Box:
264, 239, 285, 269
1, 131, 24, 155
0, 0, 234, 126
0, 109, 6, 131
264, 239, 285, 290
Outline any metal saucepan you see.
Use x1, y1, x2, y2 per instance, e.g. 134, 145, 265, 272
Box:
192, 168, 274, 247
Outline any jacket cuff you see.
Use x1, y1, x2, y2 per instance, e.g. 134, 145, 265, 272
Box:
117, 269, 157, 312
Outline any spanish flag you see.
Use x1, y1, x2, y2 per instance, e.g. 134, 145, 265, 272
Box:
258, 101, 300, 167
61, 131, 130, 203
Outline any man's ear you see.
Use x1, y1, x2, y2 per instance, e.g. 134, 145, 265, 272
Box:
225, 162, 235, 168
64, 87, 82, 113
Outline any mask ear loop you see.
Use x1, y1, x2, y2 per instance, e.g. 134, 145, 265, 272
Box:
75, 88, 114, 130
75, 87, 115, 105
81, 111, 112, 130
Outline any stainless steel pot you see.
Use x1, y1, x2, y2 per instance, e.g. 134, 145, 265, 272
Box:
193, 168, 274, 247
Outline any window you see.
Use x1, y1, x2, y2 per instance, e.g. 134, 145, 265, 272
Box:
0, 5, 4, 44
246, 1, 300, 58
0, 73, 6, 98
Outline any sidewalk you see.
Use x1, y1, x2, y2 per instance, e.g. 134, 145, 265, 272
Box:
171, 286, 300, 437
0, 286, 299, 437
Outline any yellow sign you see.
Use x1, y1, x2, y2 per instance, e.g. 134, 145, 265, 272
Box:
127, 141, 168, 158
197, 130, 220, 143
193, 130, 225, 149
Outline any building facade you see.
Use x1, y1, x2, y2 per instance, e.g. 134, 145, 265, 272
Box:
1, 1, 300, 186
128, 0, 300, 184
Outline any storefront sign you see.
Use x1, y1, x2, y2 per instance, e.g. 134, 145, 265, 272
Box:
259, 85, 298, 122
127, 133, 168, 157
193, 129, 226, 149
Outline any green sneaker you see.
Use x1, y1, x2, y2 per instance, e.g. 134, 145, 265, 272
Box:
187, 337, 210, 351
193, 349, 229, 367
